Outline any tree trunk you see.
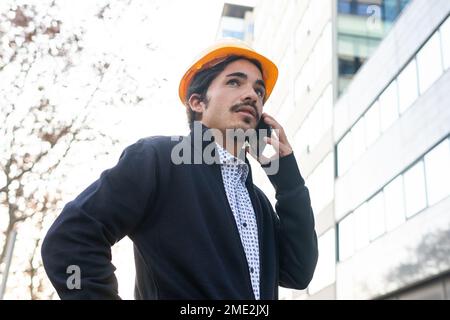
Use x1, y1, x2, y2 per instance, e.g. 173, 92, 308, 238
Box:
0, 223, 15, 267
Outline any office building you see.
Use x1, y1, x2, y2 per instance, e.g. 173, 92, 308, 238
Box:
248, 0, 450, 299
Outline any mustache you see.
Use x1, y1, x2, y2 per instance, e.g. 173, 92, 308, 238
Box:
230, 102, 260, 120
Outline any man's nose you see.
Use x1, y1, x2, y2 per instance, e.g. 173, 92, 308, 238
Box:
241, 84, 259, 104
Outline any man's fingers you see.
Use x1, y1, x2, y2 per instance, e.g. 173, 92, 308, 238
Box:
264, 136, 293, 157
262, 113, 289, 143
265, 136, 294, 157
261, 113, 281, 129
264, 136, 279, 152
247, 142, 271, 164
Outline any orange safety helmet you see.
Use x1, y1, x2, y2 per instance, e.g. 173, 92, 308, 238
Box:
178, 39, 278, 106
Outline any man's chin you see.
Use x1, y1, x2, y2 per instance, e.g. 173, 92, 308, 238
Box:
234, 122, 256, 132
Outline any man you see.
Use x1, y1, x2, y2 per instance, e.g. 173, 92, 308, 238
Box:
41, 39, 318, 300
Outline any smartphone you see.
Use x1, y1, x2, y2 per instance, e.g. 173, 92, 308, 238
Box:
247, 118, 272, 158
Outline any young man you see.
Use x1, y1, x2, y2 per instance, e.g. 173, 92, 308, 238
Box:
41, 40, 318, 300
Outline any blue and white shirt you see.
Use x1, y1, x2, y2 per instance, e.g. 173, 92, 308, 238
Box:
216, 143, 260, 300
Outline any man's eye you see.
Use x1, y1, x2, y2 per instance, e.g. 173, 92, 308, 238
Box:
256, 88, 265, 98
227, 79, 240, 86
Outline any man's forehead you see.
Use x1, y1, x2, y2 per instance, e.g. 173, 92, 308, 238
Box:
221, 59, 263, 80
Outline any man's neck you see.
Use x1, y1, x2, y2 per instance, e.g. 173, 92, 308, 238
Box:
212, 129, 246, 158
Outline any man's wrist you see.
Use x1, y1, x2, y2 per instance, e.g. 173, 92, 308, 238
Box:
262, 152, 305, 192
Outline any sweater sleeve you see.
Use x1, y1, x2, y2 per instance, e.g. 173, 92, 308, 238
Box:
262, 153, 318, 289
41, 139, 158, 299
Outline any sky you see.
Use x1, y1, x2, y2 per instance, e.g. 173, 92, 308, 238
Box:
58, 0, 225, 140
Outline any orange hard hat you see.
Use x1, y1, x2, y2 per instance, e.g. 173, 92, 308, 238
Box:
178, 39, 278, 106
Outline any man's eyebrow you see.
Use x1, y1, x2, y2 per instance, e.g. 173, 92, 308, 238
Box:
225, 72, 248, 80
225, 72, 266, 89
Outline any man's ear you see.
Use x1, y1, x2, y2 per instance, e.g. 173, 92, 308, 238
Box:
188, 93, 206, 114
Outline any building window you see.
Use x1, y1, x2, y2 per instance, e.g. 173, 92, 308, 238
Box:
417, 31, 444, 94
397, 58, 419, 114
308, 228, 336, 294
337, 131, 353, 176
424, 139, 450, 206
364, 100, 381, 146
383, 0, 406, 22
336, 135, 450, 256
379, 79, 399, 132
338, 56, 364, 76
403, 160, 427, 218
222, 29, 245, 40
368, 191, 385, 240
337, 0, 352, 14
337, 0, 409, 18
353, 202, 370, 250
440, 15, 450, 70
384, 175, 406, 231
336, 1, 411, 95
351, 117, 366, 161
338, 213, 354, 261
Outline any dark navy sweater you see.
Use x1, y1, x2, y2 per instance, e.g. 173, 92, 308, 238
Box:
41, 128, 318, 299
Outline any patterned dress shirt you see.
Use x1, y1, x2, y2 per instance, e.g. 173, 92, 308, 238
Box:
216, 143, 260, 299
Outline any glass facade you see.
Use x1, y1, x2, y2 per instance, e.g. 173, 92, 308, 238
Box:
335, 21, 450, 299
368, 191, 385, 240
364, 99, 381, 146
337, 0, 411, 95
379, 79, 399, 132
338, 213, 354, 261
403, 160, 427, 218
353, 203, 370, 250
337, 16, 450, 177
338, 136, 450, 262
217, 3, 253, 42
337, 199, 450, 299
253, 0, 449, 299
442, 16, 450, 70
384, 175, 405, 231
424, 139, 450, 206
416, 31, 444, 94
397, 58, 419, 114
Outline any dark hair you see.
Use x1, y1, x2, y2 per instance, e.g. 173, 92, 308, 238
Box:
185, 55, 264, 130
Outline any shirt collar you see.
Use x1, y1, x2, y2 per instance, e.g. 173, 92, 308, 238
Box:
215, 143, 249, 182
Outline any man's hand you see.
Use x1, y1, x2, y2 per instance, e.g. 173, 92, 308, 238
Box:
251, 113, 293, 164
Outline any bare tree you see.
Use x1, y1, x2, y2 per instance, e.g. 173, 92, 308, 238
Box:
0, 0, 152, 299
23, 191, 60, 299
